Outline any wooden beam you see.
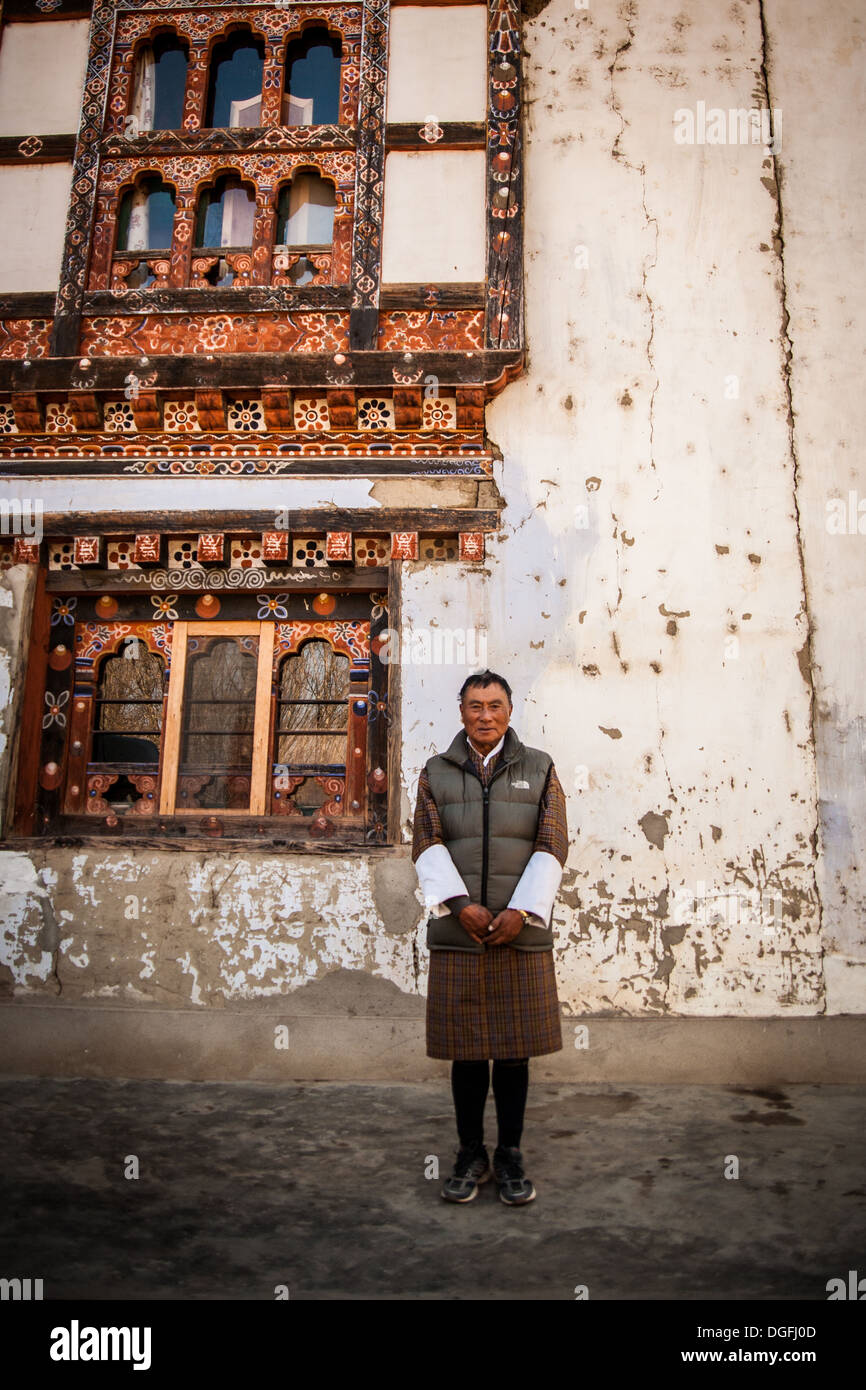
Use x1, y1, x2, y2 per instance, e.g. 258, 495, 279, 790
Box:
45, 568, 391, 594
385, 122, 485, 150
39, 507, 502, 537
8, 829, 379, 852
0, 350, 523, 393
0, 135, 76, 165
2, 0, 92, 15
82, 286, 351, 316
379, 284, 484, 309
0, 292, 56, 320
98, 126, 357, 158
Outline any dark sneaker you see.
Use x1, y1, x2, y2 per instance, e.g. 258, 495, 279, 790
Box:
441, 1141, 491, 1202
493, 1145, 536, 1205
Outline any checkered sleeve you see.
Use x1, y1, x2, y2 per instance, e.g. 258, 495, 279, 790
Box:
411, 766, 444, 861
534, 764, 569, 865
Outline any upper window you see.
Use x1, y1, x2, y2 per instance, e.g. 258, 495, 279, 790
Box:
130, 34, 189, 134
283, 28, 341, 125
205, 30, 265, 129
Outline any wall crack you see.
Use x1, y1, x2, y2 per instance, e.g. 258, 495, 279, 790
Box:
756, 0, 825, 1012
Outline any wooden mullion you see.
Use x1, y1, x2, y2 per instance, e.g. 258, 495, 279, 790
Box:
250, 622, 275, 816
10, 567, 50, 835
345, 667, 368, 819
385, 557, 402, 846
158, 621, 187, 814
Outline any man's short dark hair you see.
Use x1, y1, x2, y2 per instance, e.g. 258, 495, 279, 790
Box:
458, 670, 513, 705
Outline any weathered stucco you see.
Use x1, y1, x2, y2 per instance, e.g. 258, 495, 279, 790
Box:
1, 0, 864, 1036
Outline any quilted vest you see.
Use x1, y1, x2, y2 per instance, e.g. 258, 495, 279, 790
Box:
423, 725, 554, 953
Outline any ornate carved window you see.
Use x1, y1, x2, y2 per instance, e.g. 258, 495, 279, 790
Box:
30, 587, 383, 844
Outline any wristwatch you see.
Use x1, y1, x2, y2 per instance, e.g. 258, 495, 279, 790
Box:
516, 909, 531, 925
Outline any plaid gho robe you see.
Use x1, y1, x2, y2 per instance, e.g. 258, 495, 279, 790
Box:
413, 734, 568, 1060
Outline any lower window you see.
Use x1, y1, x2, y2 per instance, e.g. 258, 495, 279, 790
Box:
23, 586, 390, 845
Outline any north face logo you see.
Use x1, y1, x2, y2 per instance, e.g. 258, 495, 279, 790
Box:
511, 780, 530, 789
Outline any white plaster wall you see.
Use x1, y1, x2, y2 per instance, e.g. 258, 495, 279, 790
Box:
398, 0, 832, 1017
0, 163, 74, 292
381, 151, 486, 282
0, 20, 89, 136
762, 0, 866, 1014
0, 847, 423, 1005
387, 5, 488, 122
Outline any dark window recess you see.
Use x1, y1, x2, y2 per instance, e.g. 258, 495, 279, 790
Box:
195, 174, 256, 250
116, 177, 176, 253
205, 31, 265, 129
276, 638, 349, 769
91, 638, 164, 808
178, 636, 258, 811
152, 37, 189, 130
275, 173, 336, 249
284, 28, 341, 126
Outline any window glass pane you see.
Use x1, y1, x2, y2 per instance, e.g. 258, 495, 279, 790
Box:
148, 186, 176, 248
206, 37, 264, 128
117, 178, 175, 252
93, 638, 163, 763
276, 639, 349, 766
177, 634, 259, 810
195, 176, 254, 247
153, 45, 187, 130
277, 173, 335, 246
285, 32, 340, 125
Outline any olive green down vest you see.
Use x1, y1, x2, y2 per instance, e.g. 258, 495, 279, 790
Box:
424, 726, 555, 954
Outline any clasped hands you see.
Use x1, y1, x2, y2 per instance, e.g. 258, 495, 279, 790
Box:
457, 903, 525, 946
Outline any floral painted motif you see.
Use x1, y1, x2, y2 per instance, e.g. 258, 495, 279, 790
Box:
150, 596, 179, 620
79, 312, 349, 356
357, 398, 393, 429
378, 312, 484, 352
273, 621, 369, 665
42, 690, 69, 729
51, 597, 78, 627
257, 595, 290, 619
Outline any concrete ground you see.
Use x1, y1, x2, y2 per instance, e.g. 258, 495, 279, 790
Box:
1, 1078, 864, 1300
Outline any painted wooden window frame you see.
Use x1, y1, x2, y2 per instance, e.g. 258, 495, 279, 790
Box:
47, 0, 522, 356
13, 571, 394, 848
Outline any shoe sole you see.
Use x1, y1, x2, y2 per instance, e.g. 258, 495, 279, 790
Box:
498, 1184, 536, 1205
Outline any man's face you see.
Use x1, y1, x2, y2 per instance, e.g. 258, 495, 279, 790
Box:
459, 682, 512, 753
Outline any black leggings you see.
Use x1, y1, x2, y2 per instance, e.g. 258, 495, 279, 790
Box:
450, 1058, 529, 1150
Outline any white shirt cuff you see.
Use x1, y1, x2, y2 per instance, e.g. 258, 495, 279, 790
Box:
414, 843, 470, 913
507, 850, 563, 926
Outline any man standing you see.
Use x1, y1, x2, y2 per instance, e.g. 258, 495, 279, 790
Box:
412, 669, 568, 1206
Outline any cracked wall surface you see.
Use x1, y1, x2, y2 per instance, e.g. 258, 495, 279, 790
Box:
0, 0, 863, 1023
